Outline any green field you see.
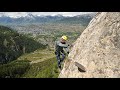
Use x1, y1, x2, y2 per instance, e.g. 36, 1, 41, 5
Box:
18, 49, 59, 78
0, 48, 60, 78
17, 49, 55, 62
21, 57, 59, 78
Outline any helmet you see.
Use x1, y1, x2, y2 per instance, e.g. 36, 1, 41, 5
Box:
61, 35, 68, 41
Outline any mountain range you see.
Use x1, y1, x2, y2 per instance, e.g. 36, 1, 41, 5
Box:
0, 13, 96, 25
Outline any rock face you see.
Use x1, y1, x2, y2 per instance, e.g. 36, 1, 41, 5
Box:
59, 12, 120, 78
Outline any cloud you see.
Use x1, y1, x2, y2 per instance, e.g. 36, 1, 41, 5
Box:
0, 12, 28, 18
28, 12, 94, 16
0, 12, 95, 18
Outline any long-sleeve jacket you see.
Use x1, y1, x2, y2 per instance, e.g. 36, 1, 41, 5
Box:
55, 41, 69, 54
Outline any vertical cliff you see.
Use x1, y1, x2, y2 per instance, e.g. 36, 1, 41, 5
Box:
59, 12, 120, 78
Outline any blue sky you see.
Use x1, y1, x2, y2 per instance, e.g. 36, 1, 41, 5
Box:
0, 12, 95, 18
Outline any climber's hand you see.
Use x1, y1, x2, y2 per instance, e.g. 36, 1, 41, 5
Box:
55, 51, 57, 55
67, 51, 69, 54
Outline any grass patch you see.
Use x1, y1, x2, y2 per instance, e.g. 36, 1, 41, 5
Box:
17, 49, 55, 62
22, 57, 59, 78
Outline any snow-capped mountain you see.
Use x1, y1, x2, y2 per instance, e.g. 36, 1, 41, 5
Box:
0, 12, 96, 25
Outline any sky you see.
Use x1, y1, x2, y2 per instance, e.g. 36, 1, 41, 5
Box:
0, 12, 95, 18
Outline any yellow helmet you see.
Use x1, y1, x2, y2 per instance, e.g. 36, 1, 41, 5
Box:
61, 35, 68, 41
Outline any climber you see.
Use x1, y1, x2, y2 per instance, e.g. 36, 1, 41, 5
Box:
54, 35, 69, 70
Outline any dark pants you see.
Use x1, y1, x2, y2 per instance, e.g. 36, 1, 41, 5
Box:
55, 52, 66, 69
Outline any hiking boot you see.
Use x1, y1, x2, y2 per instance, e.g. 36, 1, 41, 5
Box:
58, 65, 61, 69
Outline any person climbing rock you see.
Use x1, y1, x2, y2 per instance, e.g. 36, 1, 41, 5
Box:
54, 35, 69, 70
